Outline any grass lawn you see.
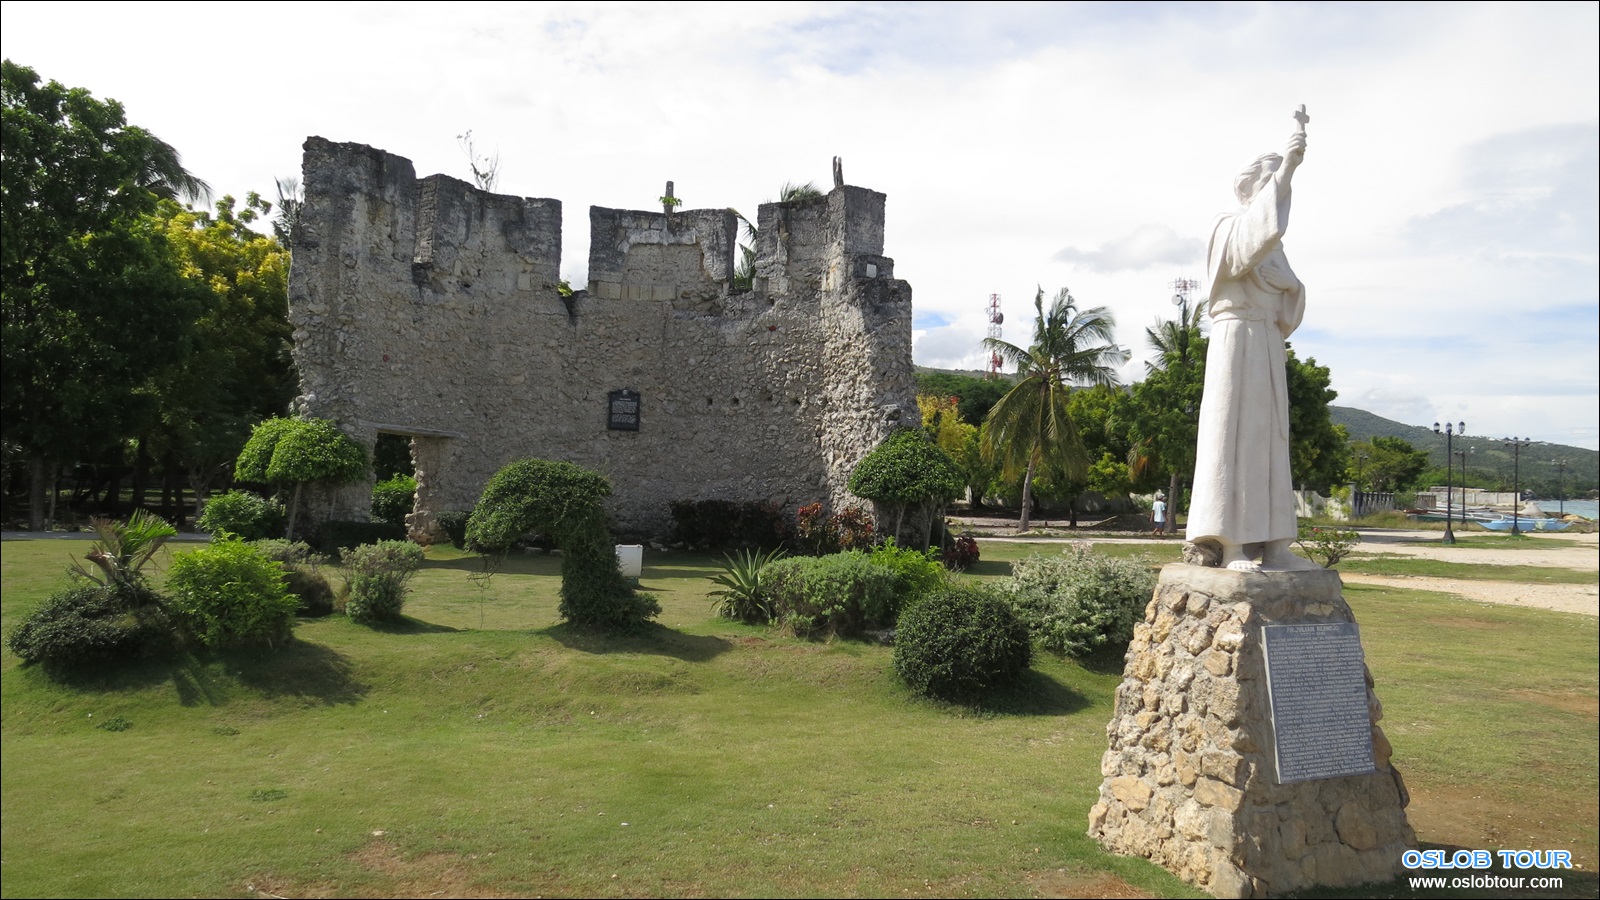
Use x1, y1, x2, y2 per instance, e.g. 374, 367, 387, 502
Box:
1340, 556, 1598, 584
2, 538, 1596, 898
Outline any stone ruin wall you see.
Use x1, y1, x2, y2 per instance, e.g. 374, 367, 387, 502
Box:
288, 137, 917, 539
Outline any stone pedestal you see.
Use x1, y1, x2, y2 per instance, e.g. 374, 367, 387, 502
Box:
1088, 565, 1415, 898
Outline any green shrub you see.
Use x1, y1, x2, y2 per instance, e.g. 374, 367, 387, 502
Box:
5, 584, 173, 672
762, 551, 899, 638
1001, 545, 1157, 656
371, 474, 417, 527
343, 540, 425, 624
250, 540, 334, 617
198, 491, 285, 541
709, 547, 787, 623
317, 520, 407, 557
1294, 521, 1361, 567
868, 539, 948, 613
434, 510, 473, 549
894, 585, 1031, 701
468, 459, 658, 632
165, 541, 298, 648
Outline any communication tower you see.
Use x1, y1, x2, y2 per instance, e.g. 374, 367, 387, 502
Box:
985, 293, 1004, 378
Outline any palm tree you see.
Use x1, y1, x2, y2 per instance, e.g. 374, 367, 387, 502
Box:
1134, 292, 1207, 533
133, 131, 212, 204
982, 287, 1128, 533
1143, 294, 1206, 373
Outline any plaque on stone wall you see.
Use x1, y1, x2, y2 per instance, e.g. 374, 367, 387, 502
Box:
1262, 622, 1375, 784
607, 389, 641, 431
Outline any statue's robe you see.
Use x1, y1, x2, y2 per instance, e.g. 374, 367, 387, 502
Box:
1186, 171, 1304, 550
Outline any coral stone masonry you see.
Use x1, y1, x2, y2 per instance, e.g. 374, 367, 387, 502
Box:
288, 137, 917, 539
1090, 565, 1415, 898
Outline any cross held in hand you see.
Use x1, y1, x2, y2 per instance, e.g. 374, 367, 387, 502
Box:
1293, 104, 1309, 135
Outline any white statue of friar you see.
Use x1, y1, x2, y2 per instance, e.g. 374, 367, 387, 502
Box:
1186, 106, 1321, 572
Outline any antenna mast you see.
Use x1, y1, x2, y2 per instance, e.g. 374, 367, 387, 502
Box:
985, 293, 1004, 378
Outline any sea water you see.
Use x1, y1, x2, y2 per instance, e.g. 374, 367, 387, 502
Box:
1533, 498, 1598, 520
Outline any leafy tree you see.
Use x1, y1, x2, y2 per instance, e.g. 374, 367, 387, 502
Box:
2, 60, 214, 528
848, 427, 965, 548
915, 371, 1012, 427
1122, 337, 1206, 532
1143, 297, 1206, 373
1348, 435, 1429, 492
917, 393, 996, 508
148, 194, 295, 516
981, 287, 1127, 532
1285, 346, 1349, 492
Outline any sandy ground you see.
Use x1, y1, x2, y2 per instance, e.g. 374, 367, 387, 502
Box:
1337, 527, 1599, 616
962, 520, 1600, 617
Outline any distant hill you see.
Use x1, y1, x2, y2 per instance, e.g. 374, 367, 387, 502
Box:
1328, 406, 1596, 492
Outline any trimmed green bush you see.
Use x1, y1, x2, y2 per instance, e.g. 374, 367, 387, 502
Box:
343, 540, 425, 624
1001, 545, 1157, 656
762, 551, 899, 638
894, 585, 1031, 701
5, 584, 172, 672
848, 428, 965, 548
371, 474, 417, 527
165, 541, 298, 649
467, 459, 658, 632
234, 417, 370, 539
198, 491, 285, 541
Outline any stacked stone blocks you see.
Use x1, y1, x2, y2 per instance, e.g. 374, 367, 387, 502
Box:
1089, 565, 1415, 898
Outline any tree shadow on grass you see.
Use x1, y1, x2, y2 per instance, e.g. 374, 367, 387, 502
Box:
958, 559, 1014, 579
419, 553, 561, 576
1072, 643, 1133, 676
543, 621, 731, 663
29, 638, 368, 708
361, 616, 461, 635
935, 668, 1092, 717
207, 638, 368, 706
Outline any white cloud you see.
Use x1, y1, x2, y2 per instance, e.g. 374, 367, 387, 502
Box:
1, 2, 1593, 448
1054, 225, 1204, 274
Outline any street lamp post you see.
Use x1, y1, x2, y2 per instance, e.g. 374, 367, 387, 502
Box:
1551, 459, 1567, 516
1454, 446, 1474, 509
1433, 420, 1464, 545
1502, 437, 1533, 534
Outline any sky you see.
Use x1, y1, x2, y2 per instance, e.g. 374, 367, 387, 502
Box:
4, 1, 1597, 449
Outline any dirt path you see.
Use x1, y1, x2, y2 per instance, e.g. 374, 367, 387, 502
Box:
969, 524, 1599, 617
1337, 572, 1599, 615
1341, 528, 1598, 616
